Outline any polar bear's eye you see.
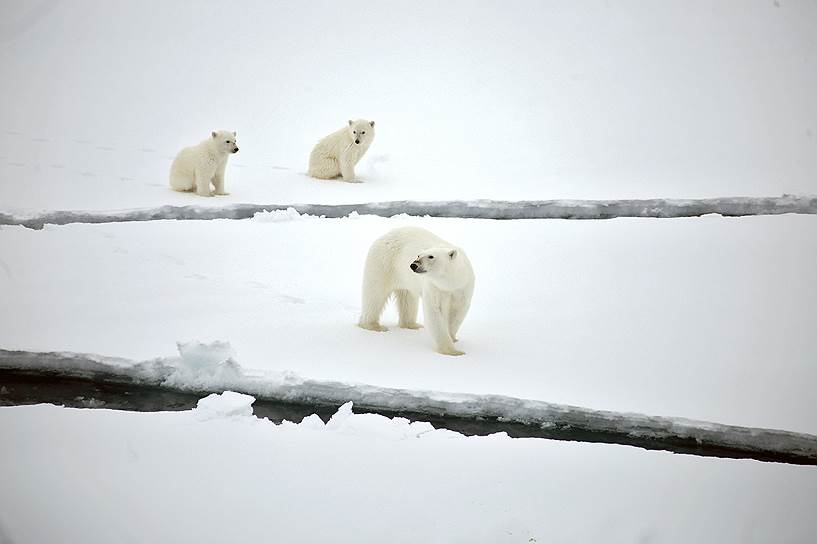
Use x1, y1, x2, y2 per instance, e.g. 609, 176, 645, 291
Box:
428, 255, 434, 259
362, 131, 365, 135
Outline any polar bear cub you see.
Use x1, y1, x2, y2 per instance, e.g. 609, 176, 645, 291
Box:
359, 227, 475, 356
308, 119, 375, 182
170, 130, 239, 197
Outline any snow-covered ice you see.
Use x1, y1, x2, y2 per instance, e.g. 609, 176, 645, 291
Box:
2, 1, 816, 216
1, 213, 815, 435
1, 400, 816, 543
195, 390, 256, 420
2, 1, 817, 538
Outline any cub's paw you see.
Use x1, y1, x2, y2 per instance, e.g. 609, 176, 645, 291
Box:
359, 322, 388, 332
215, 191, 230, 196
437, 347, 465, 357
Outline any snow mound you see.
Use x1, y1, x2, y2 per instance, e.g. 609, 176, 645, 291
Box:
325, 401, 354, 429
162, 341, 242, 390
195, 391, 256, 420
253, 207, 312, 222
323, 401, 440, 440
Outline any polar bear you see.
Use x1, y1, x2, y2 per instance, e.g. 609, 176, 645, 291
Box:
308, 119, 375, 182
169, 130, 239, 197
358, 227, 475, 356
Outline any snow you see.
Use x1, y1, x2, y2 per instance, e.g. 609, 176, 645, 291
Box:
2, 1, 816, 537
2, 1, 817, 216
1, 214, 815, 436
195, 391, 255, 420
1, 400, 816, 543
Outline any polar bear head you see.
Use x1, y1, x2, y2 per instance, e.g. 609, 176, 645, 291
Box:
410, 247, 462, 286
211, 130, 239, 154
347, 119, 375, 146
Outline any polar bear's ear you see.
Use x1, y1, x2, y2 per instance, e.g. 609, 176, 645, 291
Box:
233, 131, 237, 136
369, 121, 375, 127
211, 131, 217, 138
448, 249, 457, 260
348, 120, 353, 126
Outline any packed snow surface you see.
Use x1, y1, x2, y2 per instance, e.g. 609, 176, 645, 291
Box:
2, 1, 816, 215
1, 399, 815, 543
1, 213, 815, 435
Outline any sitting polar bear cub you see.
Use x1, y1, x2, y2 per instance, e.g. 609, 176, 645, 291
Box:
359, 227, 475, 356
170, 130, 239, 197
308, 119, 375, 182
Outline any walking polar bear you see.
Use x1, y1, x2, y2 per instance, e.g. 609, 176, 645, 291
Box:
170, 130, 239, 197
359, 227, 475, 356
308, 119, 375, 182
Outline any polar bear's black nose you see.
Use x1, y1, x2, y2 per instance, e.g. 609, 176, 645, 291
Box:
354, 139, 360, 144
233, 147, 239, 153
410, 262, 419, 272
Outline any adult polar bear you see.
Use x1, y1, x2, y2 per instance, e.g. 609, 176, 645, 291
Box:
359, 227, 475, 356
308, 119, 375, 182
170, 130, 239, 197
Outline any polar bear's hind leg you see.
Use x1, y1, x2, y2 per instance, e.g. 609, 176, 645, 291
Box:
396, 290, 422, 329
309, 155, 340, 179
169, 170, 194, 192
359, 286, 391, 332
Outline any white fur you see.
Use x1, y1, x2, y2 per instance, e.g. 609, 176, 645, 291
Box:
359, 227, 475, 356
170, 130, 239, 197
308, 119, 375, 183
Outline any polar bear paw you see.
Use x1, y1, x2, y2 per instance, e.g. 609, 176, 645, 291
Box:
359, 322, 388, 332
215, 191, 230, 196
399, 322, 423, 330
437, 347, 465, 357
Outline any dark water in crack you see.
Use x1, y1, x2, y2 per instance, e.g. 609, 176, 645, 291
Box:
0, 370, 813, 466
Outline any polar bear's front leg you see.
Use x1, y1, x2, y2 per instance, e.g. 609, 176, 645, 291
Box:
339, 149, 359, 183
194, 165, 214, 197
213, 163, 229, 195
423, 288, 464, 356
448, 290, 473, 342
340, 162, 356, 183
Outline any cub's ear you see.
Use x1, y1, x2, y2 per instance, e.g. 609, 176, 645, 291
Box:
369, 120, 375, 127
348, 119, 353, 126
212, 131, 217, 138
233, 131, 237, 136
448, 249, 457, 260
